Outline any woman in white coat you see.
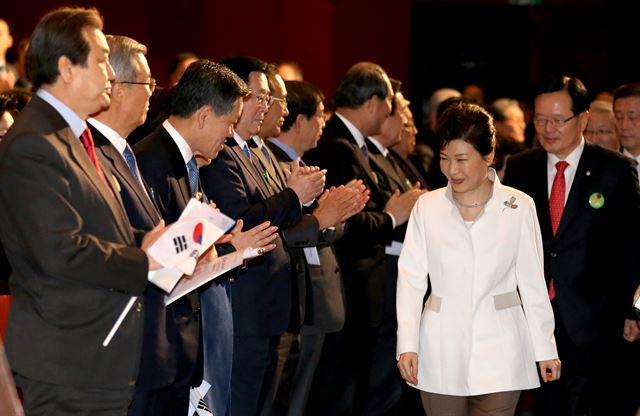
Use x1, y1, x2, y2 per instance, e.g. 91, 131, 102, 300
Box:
396, 102, 560, 416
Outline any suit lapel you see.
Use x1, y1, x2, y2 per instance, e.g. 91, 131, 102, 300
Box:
250, 145, 284, 193
555, 145, 595, 238
327, 117, 380, 189
266, 140, 296, 174
59, 124, 132, 241
531, 151, 554, 239
323, 120, 377, 189
93, 129, 160, 223
228, 140, 273, 198
367, 141, 408, 192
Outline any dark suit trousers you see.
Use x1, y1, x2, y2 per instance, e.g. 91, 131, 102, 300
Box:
265, 326, 327, 416
126, 384, 189, 416
16, 374, 133, 416
363, 254, 422, 416
231, 335, 280, 416
533, 306, 637, 416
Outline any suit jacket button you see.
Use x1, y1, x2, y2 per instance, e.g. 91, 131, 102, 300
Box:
135, 302, 142, 312
194, 306, 201, 315
550, 252, 557, 258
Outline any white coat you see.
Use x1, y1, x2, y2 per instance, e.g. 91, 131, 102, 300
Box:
396, 170, 558, 396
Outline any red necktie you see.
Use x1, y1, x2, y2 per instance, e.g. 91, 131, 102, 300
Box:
548, 160, 568, 300
80, 128, 113, 196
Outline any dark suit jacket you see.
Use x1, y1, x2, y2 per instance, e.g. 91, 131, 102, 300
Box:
388, 148, 429, 190
133, 126, 203, 388
200, 139, 304, 337
503, 144, 640, 348
366, 139, 411, 197
92, 125, 174, 392
304, 115, 394, 327
0, 95, 148, 389
267, 141, 346, 332
249, 140, 316, 329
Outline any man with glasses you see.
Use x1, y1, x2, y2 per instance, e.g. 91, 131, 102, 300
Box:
200, 55, 326, 415
584, 100, 620, 152
503, 76, 640, 416
86, 34, 171, 416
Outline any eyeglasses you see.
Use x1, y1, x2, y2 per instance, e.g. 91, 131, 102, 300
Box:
270, 96, 287, 107
533, 113, 580, 128
584, 128, 615, 136
117, 78, 157, 92
249, 91, 272, 106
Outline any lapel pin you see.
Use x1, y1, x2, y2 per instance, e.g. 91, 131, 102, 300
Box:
588, 192, 604, 209
503, 196, 518, 211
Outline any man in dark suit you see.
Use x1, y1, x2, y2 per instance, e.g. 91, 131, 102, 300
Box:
303, 62, 422, 416
200, 55, 327, 415
365, 79, 427, 416
134, 60, 248, 415
263, 78, 368, 416
0, 8, 166, 414
503, 76, 640, 416
389, 100, 429, 191
87, 34, 178, 416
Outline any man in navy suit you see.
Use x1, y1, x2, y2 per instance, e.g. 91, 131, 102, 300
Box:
503, 76, 640, 416
87, 34, 180, 416
134, 60, 248, 416
200, 55, 327, 415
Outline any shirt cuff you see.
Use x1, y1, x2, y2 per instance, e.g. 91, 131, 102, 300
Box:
384, 211, 397, 229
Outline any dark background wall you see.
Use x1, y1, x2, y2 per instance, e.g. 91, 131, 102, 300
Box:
2, 0, 637, 118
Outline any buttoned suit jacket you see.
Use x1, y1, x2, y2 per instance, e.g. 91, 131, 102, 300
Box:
304, 115, 394, 327
133, 126, 205, 388
503, 143, 640, 349
0, 95, 148, 389
92, 126, 174, 391
249, 140, 321, 330
266, 140, 346, 332
200, 138, 307, 337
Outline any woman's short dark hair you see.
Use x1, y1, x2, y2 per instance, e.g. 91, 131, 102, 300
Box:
27, 7, 104, 89
281, 81, 324, 132
171, 59, 249, 118
437, 102, 496, 157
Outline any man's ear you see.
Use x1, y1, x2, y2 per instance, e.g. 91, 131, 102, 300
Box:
196, 105, 211, 129
111, 83, 125, 101
57, 55, 75, 83
293, 114, 305, 133
362, 96, 376, 115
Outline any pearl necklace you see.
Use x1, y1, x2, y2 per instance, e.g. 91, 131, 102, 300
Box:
453, 194, 491, 209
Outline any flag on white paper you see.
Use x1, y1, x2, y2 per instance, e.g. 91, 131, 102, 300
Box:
148, 199, 235, 275
188, 380, 213, 416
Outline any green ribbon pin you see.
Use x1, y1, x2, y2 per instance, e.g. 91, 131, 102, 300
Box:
588, 192, 605, 209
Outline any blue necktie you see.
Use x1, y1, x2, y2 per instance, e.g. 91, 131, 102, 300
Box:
260, 145, 273, 165
187, 156, 198, 196
360, 144, 369, 158
122, 144, 140, 181
242, 143, 252, 161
